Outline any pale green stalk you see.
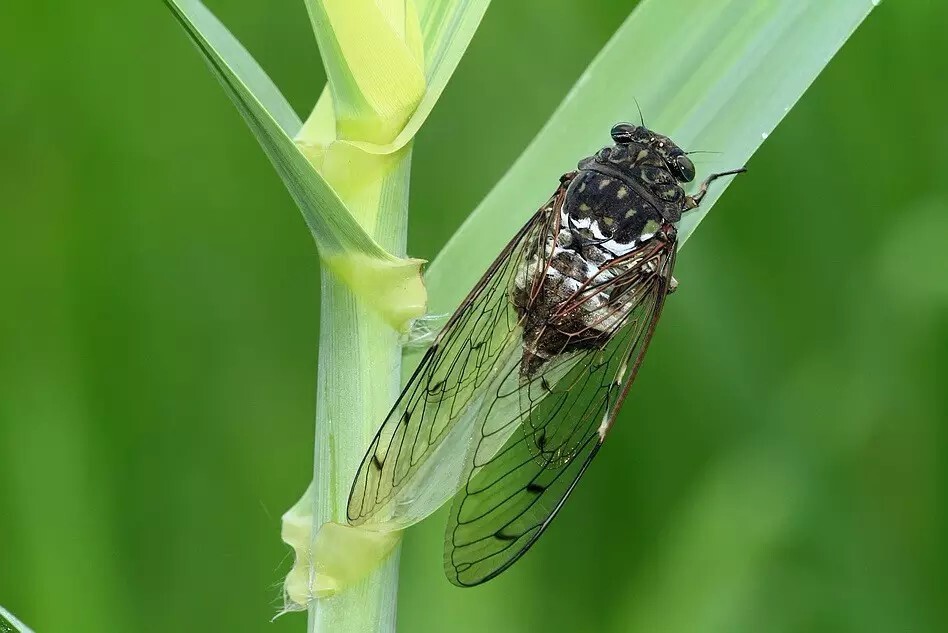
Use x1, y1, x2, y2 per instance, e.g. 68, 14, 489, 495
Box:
306, 151, 411, 633
286, 3, 491, 633
295, 5, 418, 632
165, 0, 490, 624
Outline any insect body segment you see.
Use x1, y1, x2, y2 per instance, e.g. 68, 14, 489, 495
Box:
514, 125, 692, 378
347, 123, 745, 587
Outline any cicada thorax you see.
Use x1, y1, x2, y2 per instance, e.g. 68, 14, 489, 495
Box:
513, 141, 687, 378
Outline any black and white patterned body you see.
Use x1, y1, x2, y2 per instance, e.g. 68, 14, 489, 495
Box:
515, 124, 697, 376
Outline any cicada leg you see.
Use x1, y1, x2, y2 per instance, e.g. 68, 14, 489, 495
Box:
685, 167, 747, 209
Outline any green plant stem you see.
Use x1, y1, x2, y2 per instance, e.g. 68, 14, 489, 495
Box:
308, 272, 401, 633
307, 150, 413, 633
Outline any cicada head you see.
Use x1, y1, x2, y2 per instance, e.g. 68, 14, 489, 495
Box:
610, 123, 696, 184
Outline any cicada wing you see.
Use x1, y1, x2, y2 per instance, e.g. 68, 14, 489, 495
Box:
444, 241, 676, 586
347, 192, 564, 530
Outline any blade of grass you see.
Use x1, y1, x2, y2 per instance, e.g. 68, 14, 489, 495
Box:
0, 606, 33, 633
165, 0, 425, 327
167, 0, 302, 137
424, 0, 877, 315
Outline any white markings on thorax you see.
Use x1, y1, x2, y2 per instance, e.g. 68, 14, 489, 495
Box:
516, 208, 649, 342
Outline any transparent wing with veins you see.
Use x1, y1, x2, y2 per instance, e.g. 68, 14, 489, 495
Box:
443, 243, 676, 586
346, 194, 562, 530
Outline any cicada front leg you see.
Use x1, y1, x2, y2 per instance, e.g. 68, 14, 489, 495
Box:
685, 167, 748, 209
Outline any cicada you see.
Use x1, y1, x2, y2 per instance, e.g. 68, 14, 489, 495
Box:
347, 123, 745, 586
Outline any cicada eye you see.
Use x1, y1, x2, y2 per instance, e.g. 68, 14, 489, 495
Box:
610, 123, 636, 143
673, 155, 696, 182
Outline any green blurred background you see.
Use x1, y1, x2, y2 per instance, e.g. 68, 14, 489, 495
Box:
1, 1, 945, 632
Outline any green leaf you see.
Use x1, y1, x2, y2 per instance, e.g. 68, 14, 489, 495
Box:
0, 607, 33, 633
303, 0, 426, 144
424, 0, 877, 315
396, 0, 492, 148
297, 0, 491, 154
164, 0, 426, 328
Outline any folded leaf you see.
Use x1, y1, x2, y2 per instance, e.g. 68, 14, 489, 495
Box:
297, 0, 491, 155
165, 0, 426, 328
304, 0, 426, 144
282, 488, 401, 606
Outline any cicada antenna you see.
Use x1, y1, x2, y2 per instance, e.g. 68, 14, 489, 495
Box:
633, 98, 645, 127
